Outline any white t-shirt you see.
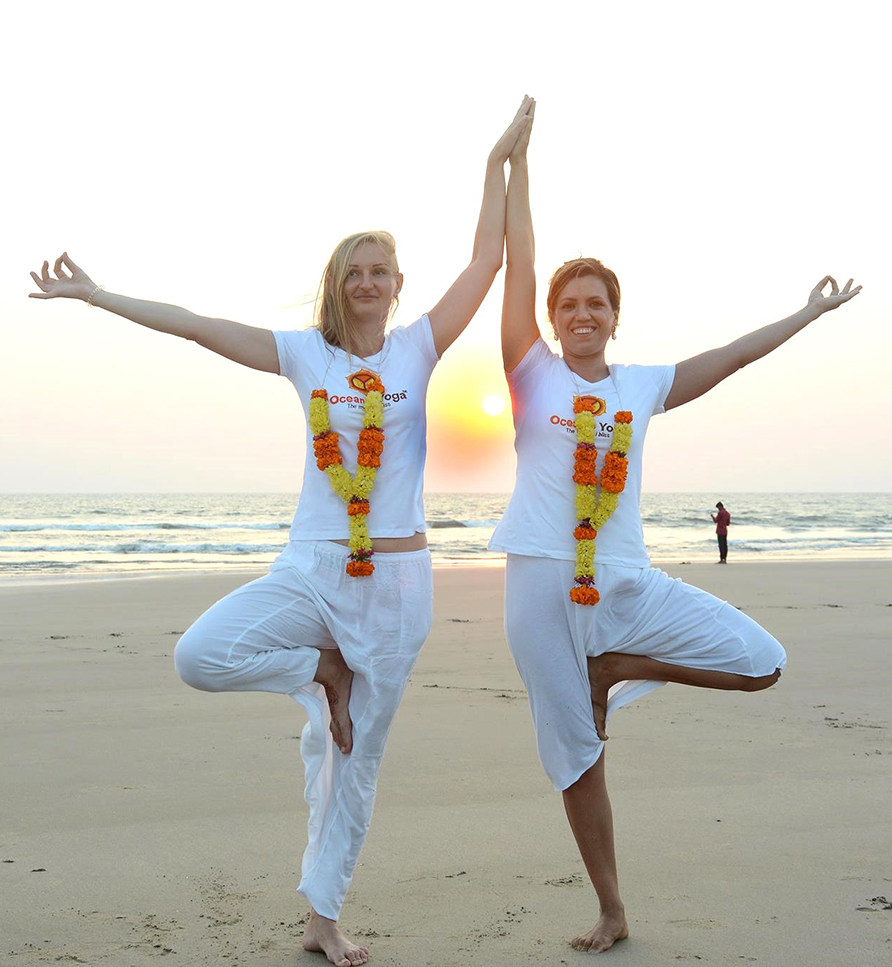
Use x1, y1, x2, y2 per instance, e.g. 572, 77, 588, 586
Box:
489, 338, 676, 565
273, 315, 439, 541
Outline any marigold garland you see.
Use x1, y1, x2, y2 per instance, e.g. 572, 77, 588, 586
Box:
570, 401, 633, 606
308, 377, 385, 577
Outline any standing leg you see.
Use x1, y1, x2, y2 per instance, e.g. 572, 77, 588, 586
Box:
297, 547, 433, 965
505, 556, 636, 949
174, 567, 370, 965
562, 750, 630, 952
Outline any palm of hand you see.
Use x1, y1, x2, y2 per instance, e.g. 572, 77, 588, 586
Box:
30, 253, 95, 300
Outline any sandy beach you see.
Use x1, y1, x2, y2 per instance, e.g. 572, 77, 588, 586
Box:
2, 561, 890, 966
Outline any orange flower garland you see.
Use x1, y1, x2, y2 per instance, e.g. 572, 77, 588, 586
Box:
570, 400, 633, 606
308, 376, 385, 577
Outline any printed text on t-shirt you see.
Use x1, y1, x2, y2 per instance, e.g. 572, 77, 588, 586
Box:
329, 391, 409, 406
550, 414, 615, 438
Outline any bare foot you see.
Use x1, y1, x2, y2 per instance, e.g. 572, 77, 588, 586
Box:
314, 649, 354, 754
303, 910, 368, 966
570, 910, 630, 953
587, 653, 623, 741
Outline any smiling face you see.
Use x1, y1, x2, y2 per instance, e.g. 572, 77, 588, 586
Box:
551, 274, 618, 358
343, 240, 402, 329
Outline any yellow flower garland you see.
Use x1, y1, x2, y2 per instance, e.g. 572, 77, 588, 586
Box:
570, 400, 633, 605
308, 377, 385, 577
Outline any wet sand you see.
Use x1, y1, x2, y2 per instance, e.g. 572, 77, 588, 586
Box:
2, 561, 890, 966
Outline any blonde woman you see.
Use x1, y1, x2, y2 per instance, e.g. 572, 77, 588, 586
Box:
29, 97, 534, 967
490, 104, 861, 953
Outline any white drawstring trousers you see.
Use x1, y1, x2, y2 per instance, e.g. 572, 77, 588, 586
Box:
174, 541, 433, 921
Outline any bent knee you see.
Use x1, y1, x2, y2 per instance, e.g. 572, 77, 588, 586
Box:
744, 667, 782, 692
174, 631, 226, 692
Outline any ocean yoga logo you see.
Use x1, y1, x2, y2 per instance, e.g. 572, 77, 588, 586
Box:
579, 395, 607, 416
346, 369, 380, 393
329, 381, 407, 408
330, 369, 409, 407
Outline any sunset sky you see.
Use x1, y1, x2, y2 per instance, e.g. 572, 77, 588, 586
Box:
3, 1, 890, 494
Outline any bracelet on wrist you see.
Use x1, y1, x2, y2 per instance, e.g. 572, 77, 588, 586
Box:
86, 284, 104, 307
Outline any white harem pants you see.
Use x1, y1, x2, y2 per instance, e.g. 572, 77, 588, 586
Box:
174, 541, 433, 920
505, 555, 787, 792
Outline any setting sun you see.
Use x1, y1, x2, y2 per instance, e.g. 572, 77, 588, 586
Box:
482, 394, 506, 417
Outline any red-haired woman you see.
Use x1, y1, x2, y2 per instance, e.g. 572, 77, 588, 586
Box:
489, 103, 861, 953
29, 99, 534, 967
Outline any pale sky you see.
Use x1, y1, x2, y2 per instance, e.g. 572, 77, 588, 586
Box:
3, 0, 890, 493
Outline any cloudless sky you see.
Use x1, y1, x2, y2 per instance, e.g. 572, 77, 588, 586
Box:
3, 0, 890, 493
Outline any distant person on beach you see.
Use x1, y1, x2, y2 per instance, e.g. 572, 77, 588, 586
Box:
711, 501, 731, 562
29, 98, 535, 967
489, 100, 861, 954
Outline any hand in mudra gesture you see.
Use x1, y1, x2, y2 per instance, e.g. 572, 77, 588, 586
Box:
808, 275, 862, 314
29, 253, 96, 301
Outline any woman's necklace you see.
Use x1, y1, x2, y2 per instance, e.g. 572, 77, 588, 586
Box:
566, 361, 633, 605
310, 333, 390, 577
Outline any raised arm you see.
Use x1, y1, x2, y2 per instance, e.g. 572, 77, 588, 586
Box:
664, 276, 862, 410
29, 253, 279, 374
427, 97, 534, 357
501, 99, 538, 373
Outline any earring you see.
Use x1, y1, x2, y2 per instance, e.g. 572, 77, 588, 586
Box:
611, 327, 617, 340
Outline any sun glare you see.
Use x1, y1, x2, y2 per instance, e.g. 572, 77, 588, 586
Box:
482, 394, 506, 417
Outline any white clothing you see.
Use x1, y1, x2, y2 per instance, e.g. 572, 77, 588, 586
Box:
175, 541, 433, 920
505, 555, 787, 791
493, 339, 784, 791
489, 338, 675, 565
273, 316, 439, 541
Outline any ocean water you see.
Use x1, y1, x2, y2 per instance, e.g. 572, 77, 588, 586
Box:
1, 492, 890, 576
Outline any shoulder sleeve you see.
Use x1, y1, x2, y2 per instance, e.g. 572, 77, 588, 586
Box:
614, 363, 676, 418
650, 363, 677, 416
505, 338, 556, 427
506, 337, 554, 398
272, 328, 316, 385
390, 314, 439, 370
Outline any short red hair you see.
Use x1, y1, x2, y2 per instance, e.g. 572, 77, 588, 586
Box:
546, 258, 621, 324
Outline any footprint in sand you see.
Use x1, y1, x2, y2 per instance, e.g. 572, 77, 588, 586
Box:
545, 874, 583, 887
856, 895, 892, 911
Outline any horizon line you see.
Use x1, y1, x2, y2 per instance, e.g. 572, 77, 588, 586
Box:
2, 490, 891, 497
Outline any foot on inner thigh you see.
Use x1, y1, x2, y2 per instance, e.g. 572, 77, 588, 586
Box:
303, 910, 369, 966
314, 649, 354, 755
570, 909, 630, 953
587, 653, 625, 741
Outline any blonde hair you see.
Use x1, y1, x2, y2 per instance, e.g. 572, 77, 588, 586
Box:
314, 231, 400, 354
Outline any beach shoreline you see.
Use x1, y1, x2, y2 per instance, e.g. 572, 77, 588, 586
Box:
4, 492, 891, 580
2, 562, 890, 966
3, 551, 892, 588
